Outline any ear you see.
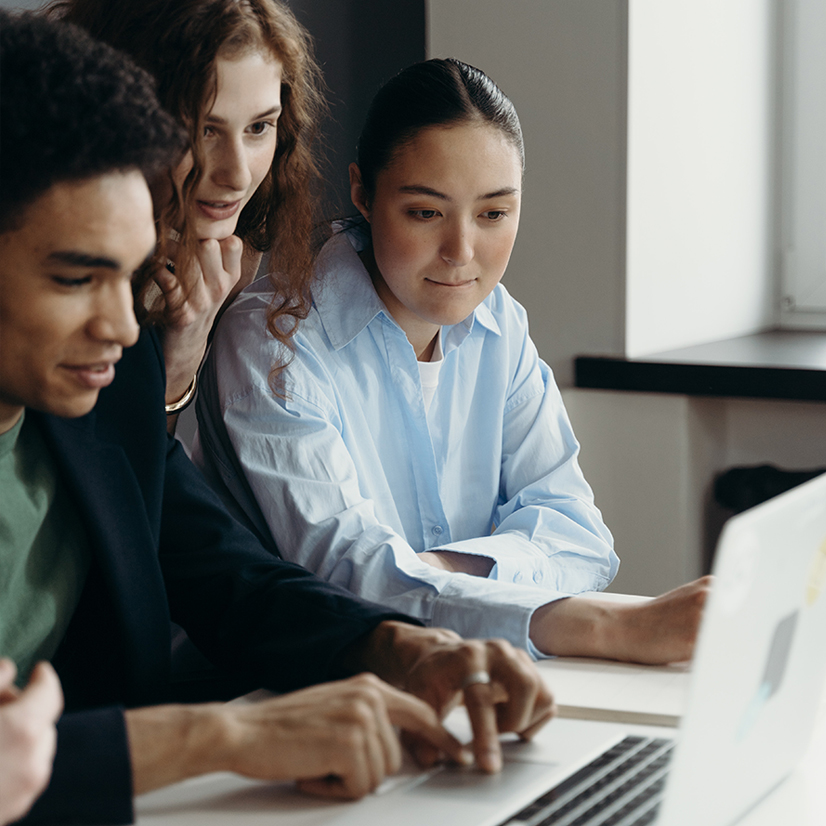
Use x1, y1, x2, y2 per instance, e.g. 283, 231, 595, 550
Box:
349, 163, 371, 222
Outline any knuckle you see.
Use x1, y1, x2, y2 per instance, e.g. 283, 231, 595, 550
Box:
486, 637, 516, 659
351, 672, 383, 691
349, 681, 384, 709
336, 722, 367, 753
349, 697, 379, 728
459, 639, 487, 662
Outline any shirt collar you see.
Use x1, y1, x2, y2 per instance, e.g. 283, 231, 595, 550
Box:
313, 222, 502, 351
313, 225, 386, 350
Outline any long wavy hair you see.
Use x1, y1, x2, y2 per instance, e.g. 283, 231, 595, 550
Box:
47, 0, 325, 358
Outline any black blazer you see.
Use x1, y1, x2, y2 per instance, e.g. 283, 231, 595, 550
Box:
22, 330, 405, 825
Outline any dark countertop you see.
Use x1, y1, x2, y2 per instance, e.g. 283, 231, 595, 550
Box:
575, 330, 826, 402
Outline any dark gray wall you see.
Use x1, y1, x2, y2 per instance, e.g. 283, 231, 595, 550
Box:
288, 0, 425, 215
1, 0, 425, 217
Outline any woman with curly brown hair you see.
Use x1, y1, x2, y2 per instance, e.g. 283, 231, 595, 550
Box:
47, 0, 326, 428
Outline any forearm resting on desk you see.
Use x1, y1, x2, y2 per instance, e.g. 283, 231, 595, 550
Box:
529, 577, 712, 665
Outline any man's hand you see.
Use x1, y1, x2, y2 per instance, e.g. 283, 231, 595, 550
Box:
0, 659, 63, 826
125, 673, 468, 798
350, 622, 556, 773
530, 576, 713, 664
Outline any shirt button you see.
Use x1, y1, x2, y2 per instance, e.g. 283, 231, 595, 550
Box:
432, 525, 443, 536
514, 572, 523, 583
533, 571, 542, 583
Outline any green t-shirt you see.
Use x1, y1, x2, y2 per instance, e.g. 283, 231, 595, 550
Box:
0, 412, 91, 684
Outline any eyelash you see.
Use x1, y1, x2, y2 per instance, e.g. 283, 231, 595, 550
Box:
52, 276, 92, 288
248, 121, 274, 136
407, 209, 508, 222
410, 209, 439, 220
203, 121, 276, 138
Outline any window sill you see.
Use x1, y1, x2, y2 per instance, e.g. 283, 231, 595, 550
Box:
574, 330, 826, 402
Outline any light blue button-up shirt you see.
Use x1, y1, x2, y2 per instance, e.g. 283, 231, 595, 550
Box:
194, 226, 618, 655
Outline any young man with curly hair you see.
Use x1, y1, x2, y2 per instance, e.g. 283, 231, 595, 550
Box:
0, 12, 553, 825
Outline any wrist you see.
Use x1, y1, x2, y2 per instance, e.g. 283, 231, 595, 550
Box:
125, 703, 227, 793
529, 598, 615, 658
352, 621, 462, 690
160, 335, 207, 408
165, 371, 198, 413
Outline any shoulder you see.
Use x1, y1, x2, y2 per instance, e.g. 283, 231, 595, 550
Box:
208, 278, 288, 391
478, 284, 554, 405
483, 282, 531, 331
215, 278, 277, 349
205, 277, 336, 414
465, 283, 533, 361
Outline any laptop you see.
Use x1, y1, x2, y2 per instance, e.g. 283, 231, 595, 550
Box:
135, 472, 826, 826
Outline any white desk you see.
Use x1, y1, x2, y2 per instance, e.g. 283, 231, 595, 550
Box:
132, 675, 826, 826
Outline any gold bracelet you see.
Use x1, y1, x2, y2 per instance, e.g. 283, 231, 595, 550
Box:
165, 372, 198, 414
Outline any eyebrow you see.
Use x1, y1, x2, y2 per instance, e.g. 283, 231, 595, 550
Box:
47, 247, 157, 272
205, 105, 282, 125
47, 250, 122, 269
398, 184, 520, 200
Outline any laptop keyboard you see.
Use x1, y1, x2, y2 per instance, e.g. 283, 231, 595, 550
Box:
500, 735, 675, 826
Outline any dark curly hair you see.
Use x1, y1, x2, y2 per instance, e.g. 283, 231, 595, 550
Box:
48, 0, 327, 360
0, 11, 185, 233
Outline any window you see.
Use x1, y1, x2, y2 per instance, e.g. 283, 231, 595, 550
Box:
781, 0, 826, 327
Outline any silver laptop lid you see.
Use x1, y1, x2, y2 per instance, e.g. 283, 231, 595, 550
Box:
659, 471, 826, 826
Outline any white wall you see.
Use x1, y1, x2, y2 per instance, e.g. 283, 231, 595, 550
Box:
428, 1, 820, 598
0, 0, 47, 8
429, 0, 779, 372
625, 0, 778, 357
563, 388, 716, 595
427, 0, 628, 387
566, 387, 826, 595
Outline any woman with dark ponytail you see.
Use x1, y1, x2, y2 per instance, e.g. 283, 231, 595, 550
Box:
198, 58, 710, 664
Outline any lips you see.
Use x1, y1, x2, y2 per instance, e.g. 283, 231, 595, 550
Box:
196, 199, 242, 221
425, 278, 476, 287
61, 360, 119, 390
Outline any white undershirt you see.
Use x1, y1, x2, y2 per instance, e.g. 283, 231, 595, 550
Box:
418, 329, 444, 414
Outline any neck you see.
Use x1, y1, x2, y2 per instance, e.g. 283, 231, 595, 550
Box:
0, 403, 24, 436
416, 332, 439, 362
358, 246, 440, 361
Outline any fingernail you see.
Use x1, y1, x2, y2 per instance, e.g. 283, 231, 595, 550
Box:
481, 750, 502, 773
458, 748, 474, 766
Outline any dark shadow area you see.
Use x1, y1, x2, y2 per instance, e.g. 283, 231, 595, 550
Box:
287, 0, 425, 217
705, 465, 826, 572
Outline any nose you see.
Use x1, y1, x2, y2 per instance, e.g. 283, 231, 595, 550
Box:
87, 279, 140, 348
210, 135, 253, 194
440, 220, 474, 267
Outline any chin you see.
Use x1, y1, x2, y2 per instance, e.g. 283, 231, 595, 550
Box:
193, 220, 240, 241
44, 392, 101, 420
189, 206, 246, 241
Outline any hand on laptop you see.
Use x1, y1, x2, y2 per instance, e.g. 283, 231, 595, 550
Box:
530, 576, 713, 664
125, 672, 468, 798
0, 659, 63, 826
349, 622, 555, 774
